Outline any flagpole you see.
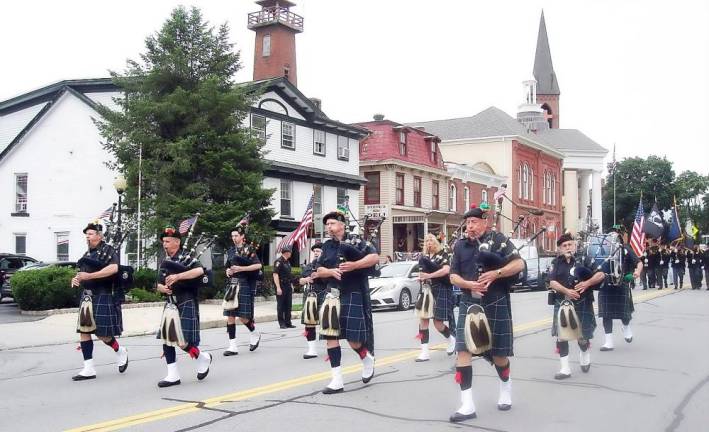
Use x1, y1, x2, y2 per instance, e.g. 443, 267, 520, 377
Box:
612, 143, 616, 226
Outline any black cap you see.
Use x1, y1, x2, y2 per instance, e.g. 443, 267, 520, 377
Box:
281, 244, 293, 253
323, 210, 347, 224
311, 241, 323, 251
232, 224, 247, 235
82, 221, 103, 234
463, 204, 487, 220
609, 224, 626, 234
159, 226, 181, 240
556, 233, 574, 246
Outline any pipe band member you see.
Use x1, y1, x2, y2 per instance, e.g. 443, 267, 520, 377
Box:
299, 242, 326, 359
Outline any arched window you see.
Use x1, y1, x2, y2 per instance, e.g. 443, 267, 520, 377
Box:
518, 165, 523, 199
464, 186, 470, 210
449, 184, 457, 212
543, 171, 550, 205
522, 163, 529, 200
529, 167, 534, 201
551, 174, 556, 206
481, 189, 488, 205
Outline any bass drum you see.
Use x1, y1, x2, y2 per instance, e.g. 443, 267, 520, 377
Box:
584, 233, 623, 285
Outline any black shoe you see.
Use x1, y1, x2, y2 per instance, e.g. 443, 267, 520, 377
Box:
449, 411, 477, 423
197, 353, 212, 380
279, 324, 287, 329
303, 354, 318, 359
286, 324, 296, 328
599, 346, 614, 351
414, 358, 430, 362
554, 372, 571, 380
497, 404, 512, 411
249, 334, 261, 351
223, 350, 239, 357
72, 374, 96, 381
581, 364, 591, 373
362, 370, 375, 384
118, 356, 129, 374
322, 386, 344, 394
625, 337, 633, 343
158, 379, 181, 388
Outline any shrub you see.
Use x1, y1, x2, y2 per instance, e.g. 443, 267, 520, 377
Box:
260, 265, 303, 293
11, 267, 78, 311
133, 268, 158, 290
128, 288, 163, 303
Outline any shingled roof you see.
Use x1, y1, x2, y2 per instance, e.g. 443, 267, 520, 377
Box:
533, 11, 560, 95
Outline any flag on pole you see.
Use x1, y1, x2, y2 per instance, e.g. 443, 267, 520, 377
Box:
667, 197, 682, 243
178, 216, 197, 235
643, 202, 664, 239
97, 206, 113, 220
277, 194, 314, 252
630, 198, 646, 258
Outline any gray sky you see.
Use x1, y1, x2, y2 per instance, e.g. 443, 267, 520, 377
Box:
2, 0, 707, 176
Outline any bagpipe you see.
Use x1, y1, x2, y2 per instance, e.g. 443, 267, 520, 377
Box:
573, 232, 629, 287
223, 242, 259, 311
159, 214, 218, 292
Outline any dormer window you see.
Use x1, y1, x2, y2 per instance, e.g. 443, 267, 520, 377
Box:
399, 130, 407, 156
430, 141, 437, 163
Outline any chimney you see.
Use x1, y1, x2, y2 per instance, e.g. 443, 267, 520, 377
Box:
373, 114, 385, 121
248, 0, 303, 86
309, 97, 321, 110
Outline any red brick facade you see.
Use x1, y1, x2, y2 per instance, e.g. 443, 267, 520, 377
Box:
537, 94, 559, 129
356, 121, 444, 169
252, 22, 299, 86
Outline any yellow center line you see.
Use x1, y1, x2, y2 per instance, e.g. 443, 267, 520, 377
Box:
66, 288, 675, 432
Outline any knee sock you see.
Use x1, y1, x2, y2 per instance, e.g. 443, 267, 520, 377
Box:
418, 328, 430, 344
163, 344, 176, 364
578, 339, 590, 352
183, 344, 200, 359
354, 345, 369, 360
556, 340, 569, 357
327, 346, 342, 368
305, 327, 316, 341
603, 317, 613, 334
621, 318, 630, 326
103, 337, 120, 352
455, 365, 473, 391
227, 323, 236, 339
495, 361, 511, 382
80, 340, 94, 360
244, 319, 256, 332
439, 325, 451, 339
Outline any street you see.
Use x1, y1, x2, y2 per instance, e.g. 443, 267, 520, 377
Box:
1, 288, 708, 432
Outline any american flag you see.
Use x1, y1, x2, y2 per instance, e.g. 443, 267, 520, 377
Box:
277, 194, 314, 252
630, 198, 646, 258
97, 206, 113, 220
179, 216, 197, 235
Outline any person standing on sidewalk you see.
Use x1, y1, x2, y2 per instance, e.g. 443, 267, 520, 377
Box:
223, 224, 263, 356
273, 245, 295, 329
71, 222, 128, 381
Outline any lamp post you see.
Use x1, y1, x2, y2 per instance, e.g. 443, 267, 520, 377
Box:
113, 174, 127, 260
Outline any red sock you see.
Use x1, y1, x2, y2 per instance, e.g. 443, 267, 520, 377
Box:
355, 346, 368, 360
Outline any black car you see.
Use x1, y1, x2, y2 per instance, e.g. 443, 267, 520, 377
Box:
0, 254, 38, 300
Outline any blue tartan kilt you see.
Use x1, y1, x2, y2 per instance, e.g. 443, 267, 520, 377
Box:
156, 299, 200, 346
431, 282, 454, 322
598, 282, 634, 320
223, 278, 254, 319
301, 286, 327, 326
456, 291, 513, 357
336, 289, 368, 343
551, 293, 596, 340
81, 292, 122, 337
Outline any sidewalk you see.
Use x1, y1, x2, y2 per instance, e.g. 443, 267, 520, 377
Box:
0, 300, 300, 351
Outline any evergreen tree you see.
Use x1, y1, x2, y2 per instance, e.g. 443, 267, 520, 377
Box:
96, 6, 274, 257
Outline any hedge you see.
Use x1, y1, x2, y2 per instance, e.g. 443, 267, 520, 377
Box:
11, 267, 78, 311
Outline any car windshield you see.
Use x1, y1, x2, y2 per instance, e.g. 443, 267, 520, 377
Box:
378, 262, 411, 278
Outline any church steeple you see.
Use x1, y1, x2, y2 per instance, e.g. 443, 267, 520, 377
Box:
533, 10, 560, 128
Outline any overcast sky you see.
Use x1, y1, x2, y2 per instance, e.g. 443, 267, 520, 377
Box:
2, 0, 707, 176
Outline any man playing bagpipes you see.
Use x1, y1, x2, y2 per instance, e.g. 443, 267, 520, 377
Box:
299, 242, 325, 359
414, 233, 456, 362
273, 245, 296, 329
547, 233, 605, 380
316, 210, 379, 394
71, 222, 129, 381
155, 226, 212, 387
223, 224, 263, 356
448, 205, 525, 422
598, 225, 642, 352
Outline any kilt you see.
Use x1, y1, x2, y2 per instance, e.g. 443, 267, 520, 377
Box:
431, 282, 454, 322
223, 278, 254, 319
598, 283, 634, 320
79, 292, 122, 337
301, 286, 327, 326
333, 289, 368, 343
456, 290, 513, 357
551, 294, 596, 340
156, 299, 200, 346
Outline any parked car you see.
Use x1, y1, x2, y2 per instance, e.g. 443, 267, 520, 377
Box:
0, 254, 39, 300
510, 239, 554, 291
18, 261, 77, 271
369, 261, 421, 311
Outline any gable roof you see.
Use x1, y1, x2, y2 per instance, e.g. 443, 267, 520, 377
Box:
533, 11, 561, 95
536, 129, 607, 154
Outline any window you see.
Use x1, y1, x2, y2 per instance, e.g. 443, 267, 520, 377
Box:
399, 131, 407, 156
15, 173, 27, 213
464, 186, 470, 210
313, 185, 322, 235
414, 176, 422, 207
313, 130, 326, 156
449, 184, 457, 211
262, 34, 271, 57
518, 165, 522, 199
430, 141, 437, 163
280, 180, 292, 217
364, 172, 380, 204
337, 187, 348, 207
544, 171, 552, 205
482, 189, 488, 205
251, 114, 266, 144
522, 163, 530, 200
337, 136, 349, 160
432, 180, 439, 210
14, 233, 26, 255
529, 167, 534, 201
551, 173, 556, 206
56, 232, 69, 261
282, 122, 295, 149
395, 173, 405, 205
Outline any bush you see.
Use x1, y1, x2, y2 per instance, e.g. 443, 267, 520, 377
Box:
260, 265, 303, 293
133, 268, 158, 290
11, 267, 78, 311
128, 288, 163, 303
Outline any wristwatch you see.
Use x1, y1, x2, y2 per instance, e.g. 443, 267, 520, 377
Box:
496, 269, 502, 277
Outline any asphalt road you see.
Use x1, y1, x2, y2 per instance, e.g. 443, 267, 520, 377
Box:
1, 288, 707, 432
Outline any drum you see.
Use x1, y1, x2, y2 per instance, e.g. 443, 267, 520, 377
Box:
584, 233, 623, 285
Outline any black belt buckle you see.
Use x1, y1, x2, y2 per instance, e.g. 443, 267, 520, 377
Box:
547, 290, 556, 306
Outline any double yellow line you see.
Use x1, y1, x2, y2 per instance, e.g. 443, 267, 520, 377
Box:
67, 288, 673, 431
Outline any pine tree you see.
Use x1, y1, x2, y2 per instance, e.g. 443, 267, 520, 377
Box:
96, 6, 274, 256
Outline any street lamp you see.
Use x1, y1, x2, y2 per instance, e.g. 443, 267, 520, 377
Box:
113, 174, 126, 264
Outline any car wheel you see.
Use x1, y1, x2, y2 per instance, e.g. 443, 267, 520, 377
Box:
398, 289, 411, 311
